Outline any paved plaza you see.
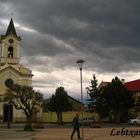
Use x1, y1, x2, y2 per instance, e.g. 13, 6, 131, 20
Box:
0, 124, 140, 140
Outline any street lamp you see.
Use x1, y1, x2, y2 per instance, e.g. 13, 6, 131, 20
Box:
76, 59, 85, 140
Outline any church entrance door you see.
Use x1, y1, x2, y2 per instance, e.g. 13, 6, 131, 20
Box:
3, 104, 13, 122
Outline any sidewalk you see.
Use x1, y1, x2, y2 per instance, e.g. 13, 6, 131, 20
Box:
0, 124, 140, 140
0, 128, 32, 140
32, 127, 140, 140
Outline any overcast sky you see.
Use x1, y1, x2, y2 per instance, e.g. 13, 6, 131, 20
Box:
0, 0, 140, 99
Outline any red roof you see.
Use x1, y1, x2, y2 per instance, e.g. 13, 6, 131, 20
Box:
98, 79, 140, 92
125, 79, 140, 92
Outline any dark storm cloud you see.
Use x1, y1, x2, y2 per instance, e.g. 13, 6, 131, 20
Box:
14, 0, 140, 48
1, 0, 140, 73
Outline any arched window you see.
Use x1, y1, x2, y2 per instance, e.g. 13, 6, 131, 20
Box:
8, 46, 13, 58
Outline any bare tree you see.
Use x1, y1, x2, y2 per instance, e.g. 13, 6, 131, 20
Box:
4, 84, 43, 131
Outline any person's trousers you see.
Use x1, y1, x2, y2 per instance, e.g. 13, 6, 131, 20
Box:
71, 127, 80, 139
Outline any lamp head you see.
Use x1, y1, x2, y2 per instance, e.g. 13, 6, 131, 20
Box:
76, 59, 85, 70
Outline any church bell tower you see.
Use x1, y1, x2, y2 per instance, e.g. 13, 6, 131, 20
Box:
0, 18, 21, 65
0, 18, 33, 122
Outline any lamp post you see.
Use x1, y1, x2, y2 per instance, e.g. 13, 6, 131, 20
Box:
85, 87, 90, 128
76, 59, 85, 140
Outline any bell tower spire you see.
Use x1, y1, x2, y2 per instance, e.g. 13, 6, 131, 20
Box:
0, 18, 21, 65
6, 18, 17, 37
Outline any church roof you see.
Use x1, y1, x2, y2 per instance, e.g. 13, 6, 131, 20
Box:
1, 18, 21, 41
0, 64, 33, 77
6, 18, 17, 37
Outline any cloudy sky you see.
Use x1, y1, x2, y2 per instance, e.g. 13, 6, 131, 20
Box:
0, 0, 140, 100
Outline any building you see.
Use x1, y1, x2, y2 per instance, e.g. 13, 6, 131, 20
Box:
98, 79, 140, 115
125, 79, 140, 115
43, 95, 94, 123
43, 95, 82, 113
98, 81, 110, 90
0, 19, 33, 122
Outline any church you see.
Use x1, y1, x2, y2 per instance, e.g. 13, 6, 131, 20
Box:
0, 19, 33, 122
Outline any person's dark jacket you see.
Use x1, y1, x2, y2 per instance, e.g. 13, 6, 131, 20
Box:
72, 116, 80, 128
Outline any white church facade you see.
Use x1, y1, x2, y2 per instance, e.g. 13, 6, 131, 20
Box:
0, 19, 34, 122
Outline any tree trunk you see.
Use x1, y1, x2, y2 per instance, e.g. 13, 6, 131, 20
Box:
114, 110, 120, 123
56, 111, 63, 125
24, 114, 33, 131
59, 112, 63, 123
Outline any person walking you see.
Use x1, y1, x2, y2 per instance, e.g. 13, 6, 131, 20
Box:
71, 113, 81, 139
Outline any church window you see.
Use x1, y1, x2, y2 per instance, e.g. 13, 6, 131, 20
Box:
5, 78, 14, 88
8, 46, 13, 58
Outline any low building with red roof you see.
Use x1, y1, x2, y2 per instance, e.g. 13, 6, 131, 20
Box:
98, 79, 140, 114
125, 79, 140, 109
125, 79, 140, 92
